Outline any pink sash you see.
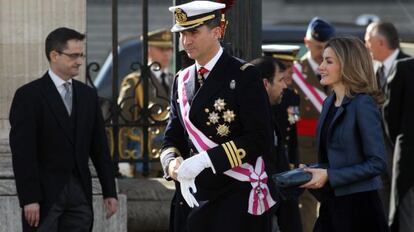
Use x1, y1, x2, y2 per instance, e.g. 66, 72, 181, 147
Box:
176, 67, 276, 215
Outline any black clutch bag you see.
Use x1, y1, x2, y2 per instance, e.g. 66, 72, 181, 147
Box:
272, 163, 328, 188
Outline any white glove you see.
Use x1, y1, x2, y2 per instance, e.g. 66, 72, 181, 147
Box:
177, 151, 216, 180
178, 178, 199, 208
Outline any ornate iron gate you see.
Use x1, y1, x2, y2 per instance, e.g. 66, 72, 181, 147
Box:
86, 0, 169, 177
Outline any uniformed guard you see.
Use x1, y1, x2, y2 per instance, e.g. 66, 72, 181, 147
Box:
291, 17, 335, 232
160, 1, 277, 232
262, 45, 304, 232
263, 44, 301, 168
117, 28, 173, 176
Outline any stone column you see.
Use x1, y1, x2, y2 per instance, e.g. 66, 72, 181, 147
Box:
0, 0, 86, 137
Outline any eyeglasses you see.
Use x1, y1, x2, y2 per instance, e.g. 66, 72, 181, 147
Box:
58, 51, 86, 59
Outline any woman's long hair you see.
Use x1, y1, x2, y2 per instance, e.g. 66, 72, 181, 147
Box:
325, 36, 384, 105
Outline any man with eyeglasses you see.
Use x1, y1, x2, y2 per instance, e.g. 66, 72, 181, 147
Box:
9, 27, 118, 232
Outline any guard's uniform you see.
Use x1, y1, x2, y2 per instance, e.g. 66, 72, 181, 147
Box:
117, 29, 173, 174
162, 51, 277, 232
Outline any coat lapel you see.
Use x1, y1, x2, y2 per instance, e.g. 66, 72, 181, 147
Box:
185, 65, 197, 105
39, 73, 74, 145
189, 52, 230, 119
73, 80, 86, 148
327, 96, 352, 138
316, 95, 333, 152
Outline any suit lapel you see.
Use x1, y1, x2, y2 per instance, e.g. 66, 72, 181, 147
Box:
184, 65, 197, 105
73, 80, 86, 148
189, 52, 230, 119
316, 95, 333, 152
39, 73, 74, 145
327, 96, 352, 138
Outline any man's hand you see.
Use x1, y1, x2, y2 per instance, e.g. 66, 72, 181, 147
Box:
178, 178, 199, 208
168, 157, 183, 181
177, 152, 215, 180
24, 202, 40, 227
103, 197, 118, 219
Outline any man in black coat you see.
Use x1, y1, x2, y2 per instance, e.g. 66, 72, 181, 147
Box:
9, 27, 118, 232
365, 22, 411, 223
160, 1, 277, 232
383, 57, 414, 232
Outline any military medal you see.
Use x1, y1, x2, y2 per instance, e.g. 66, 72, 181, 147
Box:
208, 112, 220, 124
222, 110, 236, 123
216, 124, 230, 137
214, 98, 226, 111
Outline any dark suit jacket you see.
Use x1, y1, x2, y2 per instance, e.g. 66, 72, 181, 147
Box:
162, 50, 275, 231
317, 94, 387, 197
383, 57, 414, 201
9, 73, 117, 227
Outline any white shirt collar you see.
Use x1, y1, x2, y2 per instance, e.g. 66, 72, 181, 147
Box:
195, 47, 223, 79
306, 52, 320, 75
381, 49, 400, 77
48, 69, 72, 89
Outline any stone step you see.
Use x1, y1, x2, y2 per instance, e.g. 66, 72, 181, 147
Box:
0, 178, 118, 195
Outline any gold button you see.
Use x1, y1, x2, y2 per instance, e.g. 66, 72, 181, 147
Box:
205, 108, 209, 113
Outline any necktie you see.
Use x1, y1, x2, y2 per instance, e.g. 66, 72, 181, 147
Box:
160, 72, 169, 93
63, 82, 72, 115
197, 67, 209, 87
376, 64, 386, 90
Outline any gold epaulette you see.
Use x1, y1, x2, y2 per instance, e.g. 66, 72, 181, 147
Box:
240, 63, 253, 71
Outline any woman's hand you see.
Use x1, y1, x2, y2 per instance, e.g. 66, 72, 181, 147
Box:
300, 168, 328, 189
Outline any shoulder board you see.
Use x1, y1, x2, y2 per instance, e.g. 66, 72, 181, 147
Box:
240, 63, 253, 71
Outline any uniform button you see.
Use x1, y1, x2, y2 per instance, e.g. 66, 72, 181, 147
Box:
286, 136, 290, 140
287, 127, 291, 132
209, 136, 213, 138
179, 201, 184, 205
284, 145, 288, 148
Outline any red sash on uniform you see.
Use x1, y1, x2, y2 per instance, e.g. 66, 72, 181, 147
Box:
176, 67, 276, 215
292, 64, 326, 113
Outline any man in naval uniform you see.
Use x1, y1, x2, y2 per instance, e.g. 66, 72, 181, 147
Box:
292, 17, 335, 232
262, 45, 303, 232
118, 29, 173, 176
160, 1, 277, 232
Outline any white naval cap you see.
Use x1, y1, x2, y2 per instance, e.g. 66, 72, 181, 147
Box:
169, 1, 225, 33
262, 44, 301, 61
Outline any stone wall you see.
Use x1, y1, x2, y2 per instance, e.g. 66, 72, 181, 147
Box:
0, 0, 86, 135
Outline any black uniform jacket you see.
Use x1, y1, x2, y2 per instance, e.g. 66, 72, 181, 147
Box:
9, 73, 117, 220
162, 51, 276, 202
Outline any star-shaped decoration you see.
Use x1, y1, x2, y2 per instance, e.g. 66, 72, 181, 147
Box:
214, 98, 226, 112
216, 124, 230, 137
208, 112, 220, 124
222, 110, 236, 123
